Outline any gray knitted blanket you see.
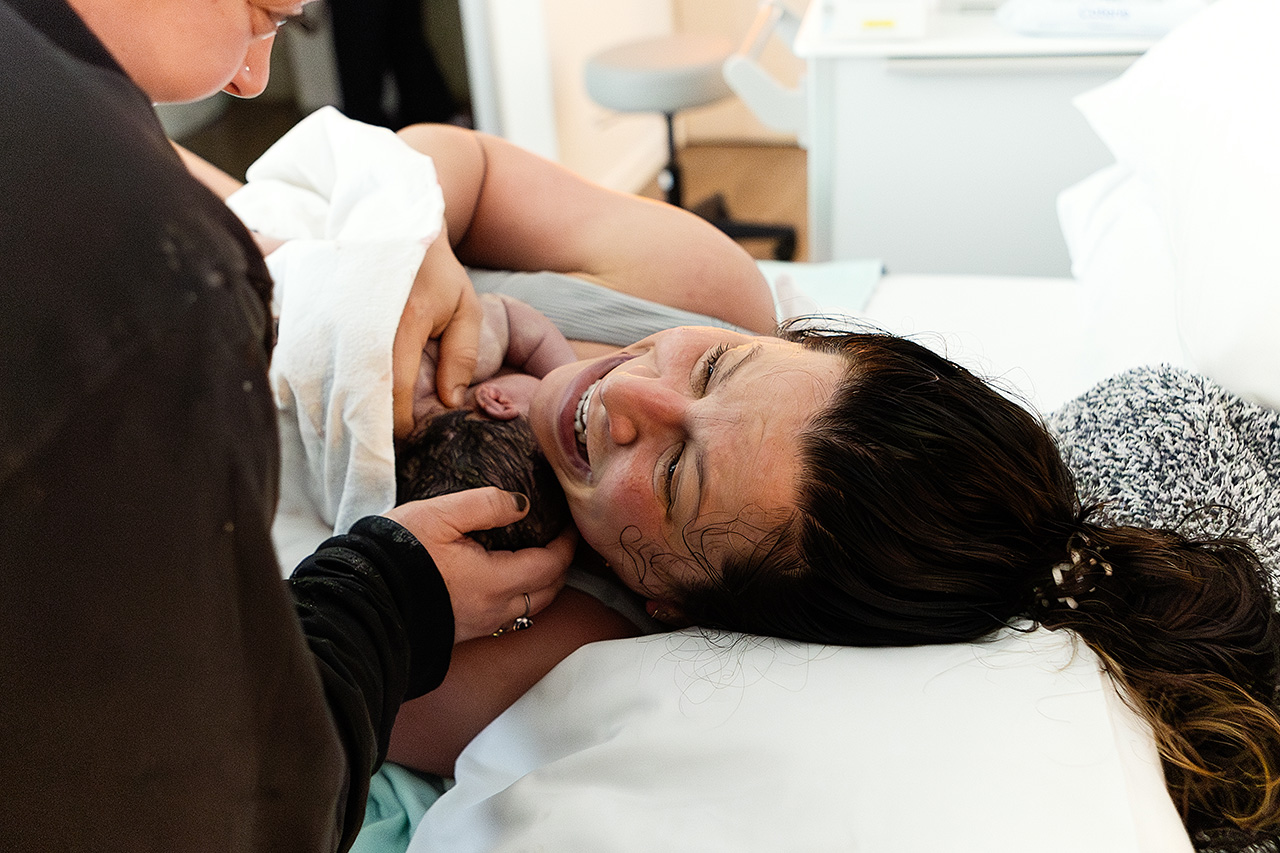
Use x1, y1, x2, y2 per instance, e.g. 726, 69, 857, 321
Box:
1049, 365, 1280, 575
1048, 366, 1280, 853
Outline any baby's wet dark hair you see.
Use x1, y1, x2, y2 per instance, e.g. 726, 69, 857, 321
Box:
395, 410, 570, 551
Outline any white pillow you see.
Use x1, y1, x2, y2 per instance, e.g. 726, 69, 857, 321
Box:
410, 627, 1191, 853
1068, 0, 1280, 410
1057, 162, 1182, 382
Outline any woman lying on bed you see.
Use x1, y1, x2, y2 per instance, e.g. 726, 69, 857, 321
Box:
401, 328, 1280, 845
190, 120, 1280, 845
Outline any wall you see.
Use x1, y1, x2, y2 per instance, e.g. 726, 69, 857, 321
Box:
543, 0, 676, 191
460, 0, 807, 191
265, 0, 801, 192
674, 0, 806, 145
460, 0, 674, 190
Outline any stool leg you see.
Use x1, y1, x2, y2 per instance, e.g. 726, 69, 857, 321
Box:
652, 109, 797, 261
658, 112, 683, 208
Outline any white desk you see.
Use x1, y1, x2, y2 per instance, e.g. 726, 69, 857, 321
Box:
794, 7, 1154, 276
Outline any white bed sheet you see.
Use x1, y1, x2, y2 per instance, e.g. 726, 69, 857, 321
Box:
413, 626, 1189, 853
795, 271, 1105, 416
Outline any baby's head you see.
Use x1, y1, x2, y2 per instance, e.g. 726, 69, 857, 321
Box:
395, 408, 570, 551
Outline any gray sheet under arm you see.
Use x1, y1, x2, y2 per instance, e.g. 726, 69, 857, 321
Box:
467, 268, 752, 346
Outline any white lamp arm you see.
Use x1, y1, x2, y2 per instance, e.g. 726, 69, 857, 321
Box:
722, 0, 808, 147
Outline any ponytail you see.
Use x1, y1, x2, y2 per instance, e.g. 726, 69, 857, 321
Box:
1036, 519, 1280, 836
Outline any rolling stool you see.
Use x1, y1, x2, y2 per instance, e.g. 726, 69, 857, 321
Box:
584, 34, 798, 261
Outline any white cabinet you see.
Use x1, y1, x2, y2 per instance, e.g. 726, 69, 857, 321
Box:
794, 9, 1153, 276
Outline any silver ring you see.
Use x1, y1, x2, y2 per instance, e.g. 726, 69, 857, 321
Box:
512, 592, 533, 631
492, 593, 534, 636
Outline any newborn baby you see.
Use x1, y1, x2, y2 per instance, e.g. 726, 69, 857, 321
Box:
397, 294, 576, 550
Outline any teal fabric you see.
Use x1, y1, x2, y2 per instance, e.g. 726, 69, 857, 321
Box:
756, 258, 884, 315
350, 764, 449, 853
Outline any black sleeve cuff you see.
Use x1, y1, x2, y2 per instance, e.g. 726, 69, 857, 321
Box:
291, 515, 455, 705
341, 515, 455, 698
288, 516, 454, 851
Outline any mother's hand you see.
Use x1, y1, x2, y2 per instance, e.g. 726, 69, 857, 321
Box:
384, 488, 575, 644
392, 230, 483, 439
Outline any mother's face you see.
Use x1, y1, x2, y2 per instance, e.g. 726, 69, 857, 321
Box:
530, 327, 844, 601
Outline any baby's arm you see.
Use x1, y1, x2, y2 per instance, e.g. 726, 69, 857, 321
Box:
492, 293, 577, 378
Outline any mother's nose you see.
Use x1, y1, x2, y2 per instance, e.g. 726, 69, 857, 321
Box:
601, 372, 686, 446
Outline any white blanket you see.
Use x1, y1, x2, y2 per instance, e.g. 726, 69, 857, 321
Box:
226, 107, 445, 572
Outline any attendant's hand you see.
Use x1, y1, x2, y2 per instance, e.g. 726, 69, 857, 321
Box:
384, 488, 575, 644
392, 230, 482, 438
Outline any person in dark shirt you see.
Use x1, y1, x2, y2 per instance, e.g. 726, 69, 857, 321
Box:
0, 1, 572, 850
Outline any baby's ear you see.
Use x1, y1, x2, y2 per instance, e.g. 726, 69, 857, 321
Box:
474, 383, 520, 420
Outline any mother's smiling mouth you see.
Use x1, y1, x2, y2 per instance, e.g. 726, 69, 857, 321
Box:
554, 353, 634, 480
573, 380, 601, 463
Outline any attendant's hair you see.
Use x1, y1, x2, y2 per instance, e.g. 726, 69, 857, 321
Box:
676, 326, 1280, 838
396, 410, 570, 550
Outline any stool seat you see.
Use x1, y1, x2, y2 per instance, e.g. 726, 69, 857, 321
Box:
584, 34, 735, 115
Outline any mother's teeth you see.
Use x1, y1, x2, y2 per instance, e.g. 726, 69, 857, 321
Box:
574, 380, 600, 449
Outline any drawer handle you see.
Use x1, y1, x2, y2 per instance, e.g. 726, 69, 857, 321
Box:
884, 54, 1140, 75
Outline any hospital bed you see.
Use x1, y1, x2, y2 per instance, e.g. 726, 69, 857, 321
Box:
413, 2, 1275, 849
230, 1, 1277, 849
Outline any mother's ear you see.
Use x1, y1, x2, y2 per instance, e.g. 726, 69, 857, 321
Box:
646, 598, 692, 628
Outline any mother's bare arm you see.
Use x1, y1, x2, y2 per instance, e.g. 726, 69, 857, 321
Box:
387, 587, 639, 776
395, 124, 778, 335
177, 130, 777, 335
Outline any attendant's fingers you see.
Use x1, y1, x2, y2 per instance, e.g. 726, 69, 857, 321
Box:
433, 282, 481, 409
382, 490, 577, 643
394, 487, 529, 540
493, 581, 562, 627
442, 544, 570, 643
476, 532, 576, 597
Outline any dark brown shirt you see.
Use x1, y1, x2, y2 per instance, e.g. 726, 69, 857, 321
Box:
0, 1, 452, 848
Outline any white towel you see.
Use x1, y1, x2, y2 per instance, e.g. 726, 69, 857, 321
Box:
226, 107, 445, 573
